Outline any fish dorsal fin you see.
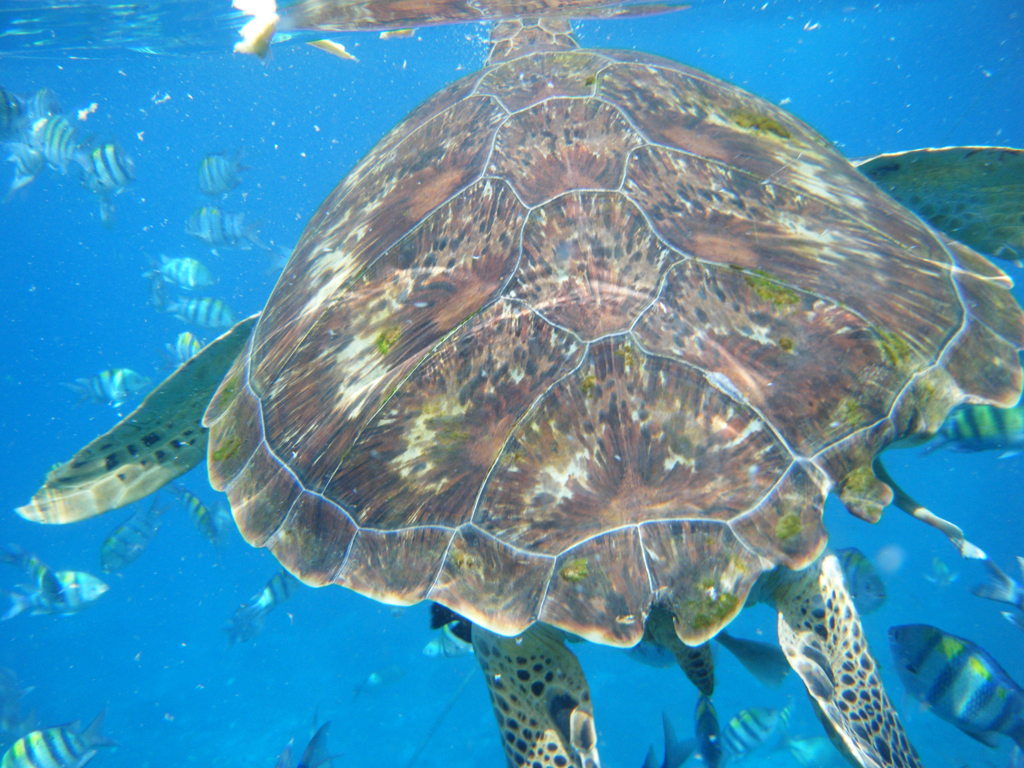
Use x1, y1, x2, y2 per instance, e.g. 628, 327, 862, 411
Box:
17, 315, 257, 524
486, 17, 578, 66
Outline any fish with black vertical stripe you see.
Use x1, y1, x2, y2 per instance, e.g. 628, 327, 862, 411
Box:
225, 569, 299, 645
925, 402, 1024, 457
889, 624, 1024, 748
0, 710, 114, 768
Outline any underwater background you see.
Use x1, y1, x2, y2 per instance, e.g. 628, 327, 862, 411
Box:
0, 1, 1023, 767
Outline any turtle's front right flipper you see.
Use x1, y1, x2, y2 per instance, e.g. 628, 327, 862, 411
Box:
773, 554, 923, 768
17, 315, 258, 524
472, 623, 600, 768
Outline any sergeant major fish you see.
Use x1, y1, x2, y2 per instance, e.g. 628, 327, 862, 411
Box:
30, 114, 78, 174
99, 496, 169, 573
164, 331, 203, 367
76, 142, 133, 195
924, 402, 1024, 458
1, 710, 115, 768
835, 547, 886, 614
889, 624, 1024, 749
186, 206, 266, 250
720, 706, 790, 758
0, 547, 108, 620
63, 368, 150, 408
171, 486, 227, 548
224, 569, 298, 645
198, 151, 246, 196
165, 296, 235, 329
145, 255, 214, 290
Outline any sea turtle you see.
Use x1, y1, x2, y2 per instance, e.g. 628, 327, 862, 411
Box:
18, 15, 1024, 768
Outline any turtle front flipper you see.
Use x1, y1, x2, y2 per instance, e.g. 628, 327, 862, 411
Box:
472, 623, 600, 768
773, 554, 922, 768
17, 315, 258, 524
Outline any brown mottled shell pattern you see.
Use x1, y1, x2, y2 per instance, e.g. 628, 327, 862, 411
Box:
204, 36, 1024, 647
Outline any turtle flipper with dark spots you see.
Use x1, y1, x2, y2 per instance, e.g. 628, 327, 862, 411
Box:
17, 315, 257, 524
769, 554, 922, 768
473, 623, 600, 768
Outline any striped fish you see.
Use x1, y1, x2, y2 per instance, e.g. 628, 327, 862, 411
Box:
166, 296, 235, 329
198, 151, 246, 196
720, 706, 790, 758
76, 143, 134, 195
30, 115, 78, 174
63, 368, 151, 408
0, 547, 108, 620
99, 497, 169, 573
164, 331, 203, 367
185, 206, 262, 249
925, 402, 1024, 457
1, 710, 114, 768
24, 89, 59, 124
889, 624, 1024, 748
171, 486, 225, 548
835, 547, 886, 614
148, 255, 214, 290
224, 569, 298, 645
694, 695, 721, 768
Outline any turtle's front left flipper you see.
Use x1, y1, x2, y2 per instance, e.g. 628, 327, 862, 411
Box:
17, 315, 258, 524
774, 555, 922, 768
472, 623, 600, 768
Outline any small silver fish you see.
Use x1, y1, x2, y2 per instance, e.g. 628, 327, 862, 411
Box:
63, 368, 150, 407
925, 556, 959, 587
422, 623, 473, 658
4, 142, 42, 200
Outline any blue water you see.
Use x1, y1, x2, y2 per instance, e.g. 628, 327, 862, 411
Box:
1, 1, 1023, 767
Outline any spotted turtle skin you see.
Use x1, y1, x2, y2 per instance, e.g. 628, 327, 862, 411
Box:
205, 18, 1024, 649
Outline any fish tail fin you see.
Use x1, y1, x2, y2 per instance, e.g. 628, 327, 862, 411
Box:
660, 711, 696, 768
2, 592, 30, 620
714, 629, 791, 688
298, 721, 333, 768
82, 709, 117, 748
1017, 556, 1024, 583
971, 560, 1023, 608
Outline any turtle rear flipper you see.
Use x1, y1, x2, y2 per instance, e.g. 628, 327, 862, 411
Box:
472, 623, 600, 768
774, 554, 922, 768
17, 315, 258, 524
